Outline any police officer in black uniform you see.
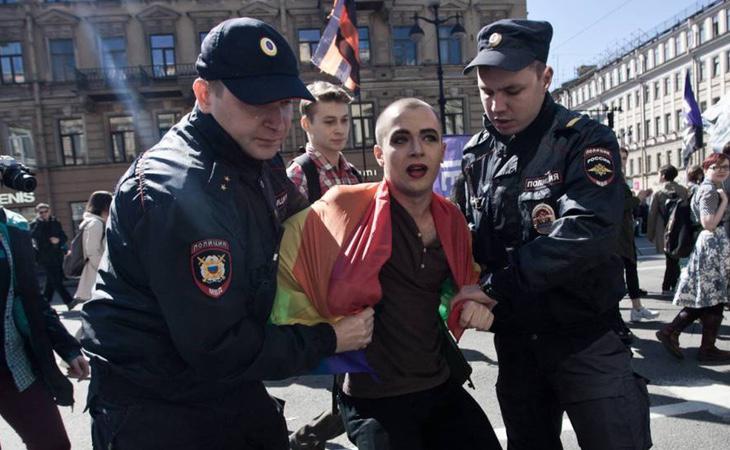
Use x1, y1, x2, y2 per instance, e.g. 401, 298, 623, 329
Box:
81, 18, 373, 450
455, 20, 652, 449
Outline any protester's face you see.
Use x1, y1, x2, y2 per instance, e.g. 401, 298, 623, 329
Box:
374, 106, 445, 199
204, 83, 293, 160
707, 158, 730, 183
302, 102, 351, 154
477, 64, 552, 136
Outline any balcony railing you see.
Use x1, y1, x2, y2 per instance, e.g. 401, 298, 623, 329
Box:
74, 64, 197, 90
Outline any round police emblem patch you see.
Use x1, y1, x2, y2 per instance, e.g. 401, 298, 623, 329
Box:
531, 203, 556, 235
260, 37, 278, 57
583, 148, 615, 187
190, 239, 232, 298
488, 33, 502, 48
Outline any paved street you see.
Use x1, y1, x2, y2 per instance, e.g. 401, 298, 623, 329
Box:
1, 238, 729, 449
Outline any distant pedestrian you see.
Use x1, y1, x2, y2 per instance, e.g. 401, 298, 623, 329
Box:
29, 203, 75, 309
656, 153, 730, 363
686, 164, 704, 199
618, 148, 658, 324
647, 165, 689, 295
72, 191, 112, 305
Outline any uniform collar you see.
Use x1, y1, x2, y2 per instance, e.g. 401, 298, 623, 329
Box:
189, 106, 264, 174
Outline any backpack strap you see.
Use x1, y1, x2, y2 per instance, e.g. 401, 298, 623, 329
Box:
292, 153, 322, 203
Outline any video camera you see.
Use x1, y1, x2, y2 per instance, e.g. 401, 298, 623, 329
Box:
0, 155, 37, 192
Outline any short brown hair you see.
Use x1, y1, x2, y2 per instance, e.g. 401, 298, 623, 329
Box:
722, 141, 730, 156
299, 81, 352, 119
687, 165, 704, 184
702, 152, 729, 171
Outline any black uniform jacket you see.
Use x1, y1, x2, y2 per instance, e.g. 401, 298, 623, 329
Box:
460, 94, 625, 335
81, 108, 336, 403
1, 208, 81, 406
29, 217, 67, 267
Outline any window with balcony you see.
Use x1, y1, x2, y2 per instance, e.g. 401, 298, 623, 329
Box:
0, 41, 24, 84
110, 116, 136, 162
444, 98, 464, 135
100, 36, 127, 69
358, 27, 370, 64
712, 55, 720, 77
298, 29, 321, 64
351, 102, 375, 147
59, 118, 85, 166
439, 26, 461, 65
49, 39, 75, 82
150, 34, 176, 78
392, 26, 417, 65
7, 127, 35, 167
157, 112, 180, 138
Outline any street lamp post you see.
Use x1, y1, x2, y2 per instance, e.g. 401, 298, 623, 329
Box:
409, 1, 466, 134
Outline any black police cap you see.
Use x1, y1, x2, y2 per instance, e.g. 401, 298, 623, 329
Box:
464, 19, 553, 73
196, 18, 315, 104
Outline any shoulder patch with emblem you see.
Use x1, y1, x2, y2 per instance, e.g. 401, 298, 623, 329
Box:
191, 239, 232, 298
531, 203, 556, 235
583, 148, 615, 187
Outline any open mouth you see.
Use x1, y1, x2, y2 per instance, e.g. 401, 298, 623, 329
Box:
406, 164, 428, 179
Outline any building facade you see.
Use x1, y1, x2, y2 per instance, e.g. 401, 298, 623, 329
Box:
0, 0, 525, 231
553, 0, 730, 192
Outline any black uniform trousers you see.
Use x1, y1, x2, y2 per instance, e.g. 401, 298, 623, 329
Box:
622, 256, 641, 300
338, 379, 501, 450
88, 360, 289, 450
495, 330, 652, 450
662, 255, 681, 292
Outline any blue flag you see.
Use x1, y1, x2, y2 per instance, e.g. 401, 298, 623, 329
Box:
682, 71, 703, 166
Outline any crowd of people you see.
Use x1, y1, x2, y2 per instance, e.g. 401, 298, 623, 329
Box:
0, 16, 728, 450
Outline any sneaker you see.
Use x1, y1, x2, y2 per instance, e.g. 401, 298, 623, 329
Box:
630, 307, 660, 322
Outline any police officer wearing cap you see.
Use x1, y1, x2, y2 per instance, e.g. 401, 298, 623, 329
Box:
453, 19, 652, 449
81, 18, 373, 450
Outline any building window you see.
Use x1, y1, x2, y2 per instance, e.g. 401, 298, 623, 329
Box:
298, 29, 320, 64
0, 41, 24, 84
351, 102, 375, 147
655, 116, 661, 136
628, 125, 634, 142
665, 113, 672, 133
59, 118, 85, 166
358, 27, 370, 64
157, 112, 180, 138
636, 122, 642, 141
653, 82, 659, 99
638, 158, 643, 174
677, 148, 682, 166
109, 116, 136, 162
699, 23, 706, 45
644, 119, 650, 138
627, 93, 632, 110
657, 153, 662, 168
444, 98, 464, 135
392, 26, 417, 65
698, 59, 705, 81
727, 51, 730, 73
675, 35, 683, 55
439, 26, 461, 65
629, 159, 634, 175
675, 109, 683, 131
667, 150, 673, 167
664, 77, 670, 95
7, 127, 35, 167
713, 96, 720, 105
150, 34, 175, 78
69, 201, 86, 234
646, 155, 652, 173
100, 36, 127, 69
700, 100, 707, 111
712, 55, 720, 77
713, 14, 720, 37
49, 39, 75, 82
674, 72, 681, 91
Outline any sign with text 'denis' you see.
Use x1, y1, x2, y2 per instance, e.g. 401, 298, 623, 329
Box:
0, 191, 36, 207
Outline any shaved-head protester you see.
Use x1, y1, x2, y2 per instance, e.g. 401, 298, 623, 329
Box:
272, 98, 501, 450
455, 19, 652, 449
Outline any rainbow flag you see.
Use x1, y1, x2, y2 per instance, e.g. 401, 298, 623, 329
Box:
271, 181, 480, 374
311, 0, 360, 93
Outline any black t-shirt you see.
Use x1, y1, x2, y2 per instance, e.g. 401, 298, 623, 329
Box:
0, 244, 10, 368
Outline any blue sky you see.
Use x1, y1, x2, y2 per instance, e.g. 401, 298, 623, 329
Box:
527, 0, 710, 87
